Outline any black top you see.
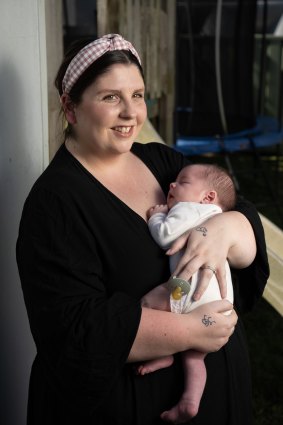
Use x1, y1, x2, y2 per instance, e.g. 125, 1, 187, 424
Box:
16, 142, 269, 425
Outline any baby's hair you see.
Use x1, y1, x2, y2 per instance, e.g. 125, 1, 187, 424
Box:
187, 163, 236, 211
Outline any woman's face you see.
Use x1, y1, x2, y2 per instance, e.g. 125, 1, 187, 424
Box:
72, 63, 147, 157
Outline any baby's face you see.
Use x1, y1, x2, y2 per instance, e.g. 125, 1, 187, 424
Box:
167, 166, 207, 209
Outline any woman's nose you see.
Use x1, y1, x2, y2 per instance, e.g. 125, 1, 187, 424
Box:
119, 100, 137, 119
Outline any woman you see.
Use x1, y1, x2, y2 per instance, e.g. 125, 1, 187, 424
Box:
16, 34, 269, 425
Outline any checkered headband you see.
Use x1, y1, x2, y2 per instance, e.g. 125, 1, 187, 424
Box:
62, 34, 142, 94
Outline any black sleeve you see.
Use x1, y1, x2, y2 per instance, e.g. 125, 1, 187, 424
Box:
232, 196, 270, 313
16, 188, 141, 413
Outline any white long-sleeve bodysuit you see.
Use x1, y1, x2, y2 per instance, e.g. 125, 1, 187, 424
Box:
148, 202, 234, 313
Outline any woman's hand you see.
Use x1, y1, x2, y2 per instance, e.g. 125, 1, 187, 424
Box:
167, 211, 256, 301
128, 299, 237, 362
185, 300, 237, 353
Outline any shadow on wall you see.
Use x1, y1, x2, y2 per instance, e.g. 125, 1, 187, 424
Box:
0, 61, 37, 424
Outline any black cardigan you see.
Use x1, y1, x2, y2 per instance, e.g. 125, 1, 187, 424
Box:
17, 142, 269, 425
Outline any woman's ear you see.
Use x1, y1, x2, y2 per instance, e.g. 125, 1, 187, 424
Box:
202, 190, 217, 204
60, 94, 77, 124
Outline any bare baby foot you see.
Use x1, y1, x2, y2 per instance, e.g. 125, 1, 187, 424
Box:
136, 356, 174, 376
161, 397, 200, 424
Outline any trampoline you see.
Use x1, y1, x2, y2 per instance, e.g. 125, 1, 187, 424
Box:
175, 115, 283, 156
174, 0, 283, 223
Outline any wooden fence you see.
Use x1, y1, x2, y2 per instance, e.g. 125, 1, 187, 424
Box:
97, 0, 176, 145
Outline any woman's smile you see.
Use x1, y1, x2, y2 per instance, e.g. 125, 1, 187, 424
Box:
112, 125, 134, 136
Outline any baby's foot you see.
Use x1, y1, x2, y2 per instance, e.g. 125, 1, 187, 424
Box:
161, 397, 199, 424
136, 356, 174, 375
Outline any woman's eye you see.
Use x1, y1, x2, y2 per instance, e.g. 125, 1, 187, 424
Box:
103, 94, 118, 102
133, 92, 144, 99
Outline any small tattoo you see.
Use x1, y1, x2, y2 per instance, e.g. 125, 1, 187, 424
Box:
196, 226, 207, 236
202, 315, 216, 327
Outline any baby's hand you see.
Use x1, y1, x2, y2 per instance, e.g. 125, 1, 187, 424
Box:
147, 204, 169, 219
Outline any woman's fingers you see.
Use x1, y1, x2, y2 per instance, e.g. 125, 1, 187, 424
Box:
193, 269, 213, 301
187, 300, 238, 352
194, 266, 227, 301
172, 252, 199, 280
214, 267, 227, 299
167, 215, 234, 302
166, 231, 191, 255
211, 299, 234, 314
171, 255, 228, 301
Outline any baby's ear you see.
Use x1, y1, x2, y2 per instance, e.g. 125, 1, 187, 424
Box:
202, 190, 217, 204
60, 94, 77, 124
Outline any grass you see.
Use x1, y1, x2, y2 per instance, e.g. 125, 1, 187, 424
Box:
192, 147, 283, 425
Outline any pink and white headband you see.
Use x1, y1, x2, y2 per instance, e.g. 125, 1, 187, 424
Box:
62, 33, 142, 94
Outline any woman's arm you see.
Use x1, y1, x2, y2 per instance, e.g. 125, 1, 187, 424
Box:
128, 299, 237, 362
167, 211, 257, 300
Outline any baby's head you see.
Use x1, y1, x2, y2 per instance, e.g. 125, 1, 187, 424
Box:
167, 163, 236, 211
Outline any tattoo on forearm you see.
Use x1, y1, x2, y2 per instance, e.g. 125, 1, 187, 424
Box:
202, 315, 216, 327
196, 226, 207, 237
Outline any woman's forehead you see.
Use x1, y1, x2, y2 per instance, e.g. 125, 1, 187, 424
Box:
94, 63, 144, 88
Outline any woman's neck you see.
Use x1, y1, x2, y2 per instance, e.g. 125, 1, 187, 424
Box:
66, 137, 166, 220
65, 137, 132, 174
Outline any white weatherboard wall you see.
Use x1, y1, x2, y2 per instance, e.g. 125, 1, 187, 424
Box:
0, 1, 48, 423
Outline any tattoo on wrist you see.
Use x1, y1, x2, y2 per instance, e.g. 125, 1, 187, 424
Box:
196, 226, 207, 236
202, 315, 216, 327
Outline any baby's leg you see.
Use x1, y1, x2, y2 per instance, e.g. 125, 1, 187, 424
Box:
136, 355, 174, 375
161, 350, 206, 423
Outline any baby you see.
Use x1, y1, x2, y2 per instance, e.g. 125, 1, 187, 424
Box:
140, 163, 236, 424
